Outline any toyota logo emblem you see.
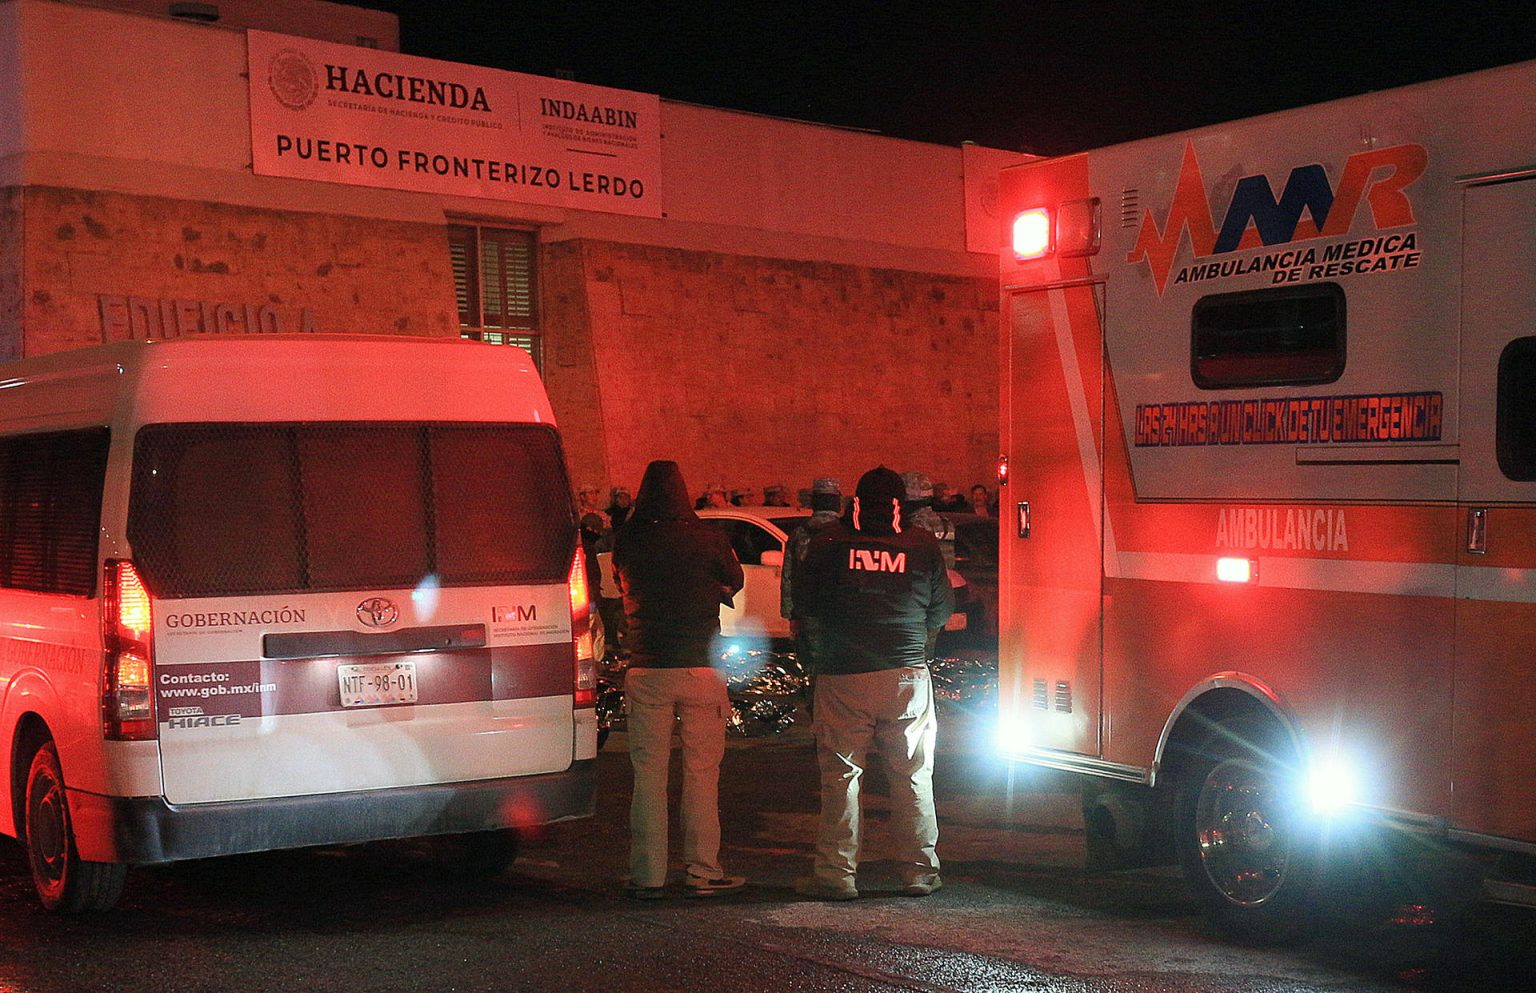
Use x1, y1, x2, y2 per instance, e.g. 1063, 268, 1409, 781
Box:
357, 597, 399, 628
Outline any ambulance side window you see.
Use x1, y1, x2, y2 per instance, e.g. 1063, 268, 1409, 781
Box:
1497, 336, 1536, 481
1191, 283, 1346, 389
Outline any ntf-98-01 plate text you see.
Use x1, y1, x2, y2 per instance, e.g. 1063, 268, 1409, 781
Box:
338, 661, 418, 707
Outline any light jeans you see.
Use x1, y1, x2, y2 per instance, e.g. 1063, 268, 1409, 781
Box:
625, 665, 732, 887
812, 665, 939, 887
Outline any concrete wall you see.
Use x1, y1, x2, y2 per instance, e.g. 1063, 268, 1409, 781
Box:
62, 0, 399, 49
1, 0, 1002, 498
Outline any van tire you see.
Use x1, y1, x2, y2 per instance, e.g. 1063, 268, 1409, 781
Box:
24, 742, 127, 913
434, 828, 521, 878
1172, 720, 1317, 943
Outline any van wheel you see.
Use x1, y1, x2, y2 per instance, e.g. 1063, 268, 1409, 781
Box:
25, 742, 127, 913
1173, 721, 1317, 942
434, 828, 521, 878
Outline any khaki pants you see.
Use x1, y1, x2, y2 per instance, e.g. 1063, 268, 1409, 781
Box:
812, 665, 939, 887
625, 666, 732, 887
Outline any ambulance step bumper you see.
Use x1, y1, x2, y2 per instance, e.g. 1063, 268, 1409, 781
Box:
69, 760, 595, 864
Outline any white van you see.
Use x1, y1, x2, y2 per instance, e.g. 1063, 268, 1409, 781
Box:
0, 336, 598, 912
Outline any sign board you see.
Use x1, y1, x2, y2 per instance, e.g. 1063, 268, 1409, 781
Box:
247, 30, 663, 217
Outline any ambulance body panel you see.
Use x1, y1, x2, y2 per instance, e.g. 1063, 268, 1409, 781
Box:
997, 61, 1536, 926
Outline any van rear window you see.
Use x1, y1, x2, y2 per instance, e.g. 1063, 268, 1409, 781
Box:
0, 428, 110, 597
127, 423, 576, 598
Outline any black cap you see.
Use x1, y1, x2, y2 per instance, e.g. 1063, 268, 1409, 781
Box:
852, 466, 905, 533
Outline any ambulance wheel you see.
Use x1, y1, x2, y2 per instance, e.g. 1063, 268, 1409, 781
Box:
434, 828, 521, 878
1173, 721, 1318, 942
24, 741, 127, 913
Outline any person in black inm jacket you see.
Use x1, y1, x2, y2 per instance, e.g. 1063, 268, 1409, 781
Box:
791, 465, 953, 901
611, 459, 746, 900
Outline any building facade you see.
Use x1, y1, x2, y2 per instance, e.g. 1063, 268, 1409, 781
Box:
1, 0, 1012, 498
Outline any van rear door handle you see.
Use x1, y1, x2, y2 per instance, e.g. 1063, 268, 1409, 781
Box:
1017, 501, 1031, 539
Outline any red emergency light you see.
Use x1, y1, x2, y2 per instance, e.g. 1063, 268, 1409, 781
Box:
1216, 557, 1258, 583
1011, 208, 1052, 260
1011, 199, 1103, 261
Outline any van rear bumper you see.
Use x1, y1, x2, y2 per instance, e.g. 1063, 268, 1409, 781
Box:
69, 760, 595, 864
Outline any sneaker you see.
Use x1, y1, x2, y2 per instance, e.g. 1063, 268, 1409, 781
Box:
623, 882, 666, 901
902, 874, 942, 897
794, 876, 859, 901
684, 874, 746, 897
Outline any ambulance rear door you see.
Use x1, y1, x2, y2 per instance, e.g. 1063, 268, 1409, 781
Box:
1002, 279, 1105, 757
1452, 175, 1536, 845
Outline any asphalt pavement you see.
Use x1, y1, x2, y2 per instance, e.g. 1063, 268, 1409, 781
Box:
0, 704, 1531, 993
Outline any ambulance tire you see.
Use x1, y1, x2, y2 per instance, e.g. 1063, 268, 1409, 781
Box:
433, 828, 521, 878
1173, 720, 1319, 943
24, 741, 127, 913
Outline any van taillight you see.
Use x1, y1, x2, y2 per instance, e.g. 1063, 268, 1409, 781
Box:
103, 560, 157, 741
569, 548, 596, 708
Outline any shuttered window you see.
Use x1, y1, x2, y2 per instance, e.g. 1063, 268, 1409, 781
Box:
449, 224, 542, 371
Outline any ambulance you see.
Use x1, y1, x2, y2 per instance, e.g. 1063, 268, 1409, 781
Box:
995, 61, 1536, 935
0, 336, 597, 912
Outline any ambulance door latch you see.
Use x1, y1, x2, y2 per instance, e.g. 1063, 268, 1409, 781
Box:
1467, 507, 1487, 555
1018, 501, 1031, 539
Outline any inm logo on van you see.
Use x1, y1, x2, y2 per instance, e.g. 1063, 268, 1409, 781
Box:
493, 605, 538, 623
1129, 142, 1428, 294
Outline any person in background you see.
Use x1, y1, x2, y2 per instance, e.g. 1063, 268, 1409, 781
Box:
900, 471, 945, 539
792, 466, 953, 901
607, 486, 634, 529
698, 483, 731, 509
730, 486, 760, 507
576, 485, 610, 606
931, 481, 966, 513
763, 484, 792, 507
612, 460, 747, 900
596, 487, 632, 657
969, 483, 996, 517
780, 477, 843, 702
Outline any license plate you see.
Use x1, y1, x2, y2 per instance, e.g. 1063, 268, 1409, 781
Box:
338, 661, 418, 708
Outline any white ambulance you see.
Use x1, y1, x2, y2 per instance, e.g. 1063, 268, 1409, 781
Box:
995, 61, 1536, 935
0, 335, 598, 912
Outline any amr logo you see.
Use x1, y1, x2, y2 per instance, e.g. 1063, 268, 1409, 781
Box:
848, 549, 908, 573
1130, 141, 1428, 293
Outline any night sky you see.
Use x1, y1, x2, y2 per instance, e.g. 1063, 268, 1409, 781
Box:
358, 2, 1536, 156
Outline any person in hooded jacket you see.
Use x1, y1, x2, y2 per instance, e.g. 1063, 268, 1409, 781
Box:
611, 460, 747, 900
792, 466, 953, 901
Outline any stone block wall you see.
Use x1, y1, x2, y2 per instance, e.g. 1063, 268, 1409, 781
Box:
17, 187, 459, 358
3, 186, 1001, 504
0, 188, 19, 361
563, 240, 999, 501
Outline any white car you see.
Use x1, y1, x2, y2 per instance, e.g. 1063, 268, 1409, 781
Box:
698, 506, 971, 642
597, 506, 973, 646
592, 507, 810, 644
697, 506, 813, 641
